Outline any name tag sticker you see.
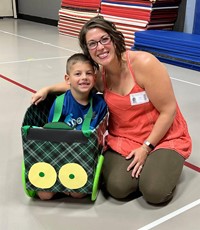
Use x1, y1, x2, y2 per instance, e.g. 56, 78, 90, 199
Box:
130, 91, 149, 105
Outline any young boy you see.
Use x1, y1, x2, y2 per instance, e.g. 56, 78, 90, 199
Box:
37, 53, 107, 200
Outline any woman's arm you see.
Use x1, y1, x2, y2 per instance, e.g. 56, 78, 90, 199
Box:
31, 68, 104, 105
127, 51, 177, 177
31, 81, 68, 105
135, 51, 177, 147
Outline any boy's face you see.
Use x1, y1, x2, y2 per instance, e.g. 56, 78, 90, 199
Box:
65, 61, 96, 94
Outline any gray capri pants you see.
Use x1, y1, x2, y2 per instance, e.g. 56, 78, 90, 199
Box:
102, 148, 185, 204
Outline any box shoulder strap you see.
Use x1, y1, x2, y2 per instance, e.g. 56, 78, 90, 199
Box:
82, 98, 93, 137
52, 93, 93, 137
52, 93, 65, 122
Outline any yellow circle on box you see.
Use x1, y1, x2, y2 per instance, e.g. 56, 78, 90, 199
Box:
58, 163, 88, 189
28, 162, 57, 189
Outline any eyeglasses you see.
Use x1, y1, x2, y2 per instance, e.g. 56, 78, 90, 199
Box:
87, 35, 111, 50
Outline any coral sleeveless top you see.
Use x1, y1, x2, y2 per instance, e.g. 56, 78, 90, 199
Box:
102, 51, 192, 158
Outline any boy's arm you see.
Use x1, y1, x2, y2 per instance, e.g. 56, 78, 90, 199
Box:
31, 81, 69, 105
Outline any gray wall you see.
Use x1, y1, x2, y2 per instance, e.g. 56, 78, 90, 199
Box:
184, 0, 196, 33
17, 0, 60, 20
173, 0, 187, 32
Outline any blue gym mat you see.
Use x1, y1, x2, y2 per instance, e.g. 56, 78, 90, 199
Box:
131, 30, 200, 71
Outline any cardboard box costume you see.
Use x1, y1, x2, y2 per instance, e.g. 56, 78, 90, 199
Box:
21, 94, 108, 201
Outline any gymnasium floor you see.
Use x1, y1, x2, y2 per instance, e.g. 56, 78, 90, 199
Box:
0, 18, 200, 230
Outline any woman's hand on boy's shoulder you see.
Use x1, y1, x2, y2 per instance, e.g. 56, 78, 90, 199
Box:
31, 87, 49, 105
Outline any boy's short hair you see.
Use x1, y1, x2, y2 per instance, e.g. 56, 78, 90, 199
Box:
66, 53, 95, 74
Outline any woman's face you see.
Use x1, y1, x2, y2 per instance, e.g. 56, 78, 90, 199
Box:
85, 28, 116, 67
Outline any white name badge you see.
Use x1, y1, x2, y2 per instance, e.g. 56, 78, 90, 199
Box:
130, 91, 149, 105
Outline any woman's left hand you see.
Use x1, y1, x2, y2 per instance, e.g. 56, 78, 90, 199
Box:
126, 146, 148, 178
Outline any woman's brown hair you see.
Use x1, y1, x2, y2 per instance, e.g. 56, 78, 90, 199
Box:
79, 16, 126, 68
